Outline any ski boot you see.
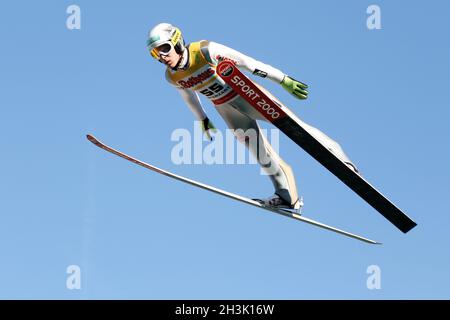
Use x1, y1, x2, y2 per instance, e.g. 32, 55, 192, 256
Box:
253, 193, 303, 214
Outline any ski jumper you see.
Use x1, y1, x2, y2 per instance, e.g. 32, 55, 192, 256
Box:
165, 40, 354, 206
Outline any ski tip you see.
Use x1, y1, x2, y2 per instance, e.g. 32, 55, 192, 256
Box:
86, 134, 98, 144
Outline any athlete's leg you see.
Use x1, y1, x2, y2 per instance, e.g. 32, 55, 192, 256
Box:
296, 122, 357, 171
215, 102, 299, 206
245, 83, 358, 172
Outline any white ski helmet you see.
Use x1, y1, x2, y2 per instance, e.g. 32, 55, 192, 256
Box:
146, 23, 185, 60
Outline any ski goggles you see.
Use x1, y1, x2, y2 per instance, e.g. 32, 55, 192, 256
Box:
150, 42, 174, 59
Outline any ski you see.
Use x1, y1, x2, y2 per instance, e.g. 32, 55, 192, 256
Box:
87, 134, 380, 245
216, 60, 417, 234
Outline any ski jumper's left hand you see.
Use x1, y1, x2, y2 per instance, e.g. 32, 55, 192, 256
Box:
201, 117, 217, 141
281, 76, 309, 100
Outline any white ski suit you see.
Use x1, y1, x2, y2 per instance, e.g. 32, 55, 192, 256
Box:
165, 40, 354, 206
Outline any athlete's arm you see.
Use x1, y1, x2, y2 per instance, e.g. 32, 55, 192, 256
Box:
176, 88, 217, 140
203, 41, 308, 100
204, 41, 284, 83
164, 68, 207, 120
176, 88, 208, 121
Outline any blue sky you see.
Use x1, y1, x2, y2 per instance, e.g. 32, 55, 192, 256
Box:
0, 0, 449, 299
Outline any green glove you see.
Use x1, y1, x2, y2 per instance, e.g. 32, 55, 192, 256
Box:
201, 117, 217, 141
281, 76, 309, 100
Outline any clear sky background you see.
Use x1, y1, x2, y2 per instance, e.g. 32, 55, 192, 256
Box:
0, 0, 449, 299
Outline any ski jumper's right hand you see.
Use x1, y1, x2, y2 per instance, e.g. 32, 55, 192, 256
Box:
201, 117, 217, 141
281, 76, 309, 100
